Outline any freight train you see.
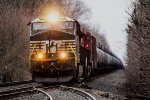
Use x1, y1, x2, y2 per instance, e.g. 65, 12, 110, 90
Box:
28, 15, 123, 83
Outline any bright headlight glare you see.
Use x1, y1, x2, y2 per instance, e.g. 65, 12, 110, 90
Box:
48, 11, 59, 23
59, 52, 68, 60
60, 52, 66, 58
36, 52, 44, 60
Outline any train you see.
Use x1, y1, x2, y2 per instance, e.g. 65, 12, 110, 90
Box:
28, 15, 123, 83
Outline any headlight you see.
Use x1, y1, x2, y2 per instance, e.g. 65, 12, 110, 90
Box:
58, 52, 68, 60
47, 11, 60, 23
60, 52, 67, 58
36, 52, 45, 60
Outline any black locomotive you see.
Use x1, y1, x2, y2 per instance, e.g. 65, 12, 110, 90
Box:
28, 16, 123, 83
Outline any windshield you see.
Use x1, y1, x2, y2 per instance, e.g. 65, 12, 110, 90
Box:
31, 21, 75, 36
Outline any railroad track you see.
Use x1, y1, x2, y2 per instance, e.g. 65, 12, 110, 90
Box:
0, 79, 95, 100
0, 79, 96, 100
60, 85, 96, 100
3, 73, 149, 100
42, 84, 96, 100
0, 85, 54, 100
2, 80, 149, 100
37, 85, 96, 100
0, 86, 34, 99
0, 80, 35, 87
0, 80, 41, 99
126, 93, 150, 100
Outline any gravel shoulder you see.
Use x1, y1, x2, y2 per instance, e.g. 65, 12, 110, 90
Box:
87, 70, 126, 96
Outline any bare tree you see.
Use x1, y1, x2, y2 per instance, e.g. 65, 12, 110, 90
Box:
126, 0, 150, 96
59, 0, 91, 20
0, 1, 32, 82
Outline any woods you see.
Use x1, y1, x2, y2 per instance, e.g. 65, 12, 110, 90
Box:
126, 0, 150, 96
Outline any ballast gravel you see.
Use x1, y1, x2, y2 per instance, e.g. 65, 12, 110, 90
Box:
12, 88, 126, 100
12, 88, 87, 100
87, 70, 126, 96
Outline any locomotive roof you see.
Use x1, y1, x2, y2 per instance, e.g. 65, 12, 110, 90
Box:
30, 30, 75, 41
31, 17, 75, 23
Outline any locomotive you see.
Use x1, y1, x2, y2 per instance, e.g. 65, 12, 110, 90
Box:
28, 14, 123, 83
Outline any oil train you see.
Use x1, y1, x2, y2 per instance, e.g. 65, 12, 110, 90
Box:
28, 16, 123, 83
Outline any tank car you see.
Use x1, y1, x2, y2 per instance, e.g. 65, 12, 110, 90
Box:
96, 47, 122, 69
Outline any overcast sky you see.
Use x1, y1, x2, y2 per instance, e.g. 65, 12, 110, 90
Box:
81, 0, 133, 64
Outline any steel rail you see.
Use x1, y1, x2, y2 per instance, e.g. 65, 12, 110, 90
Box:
0, 84, 42, 99
126, 93, 150, 99
0, 87, 34, 99
34, 88, 53, 100
60, 85, 96, 100
0, 80, 35, 87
